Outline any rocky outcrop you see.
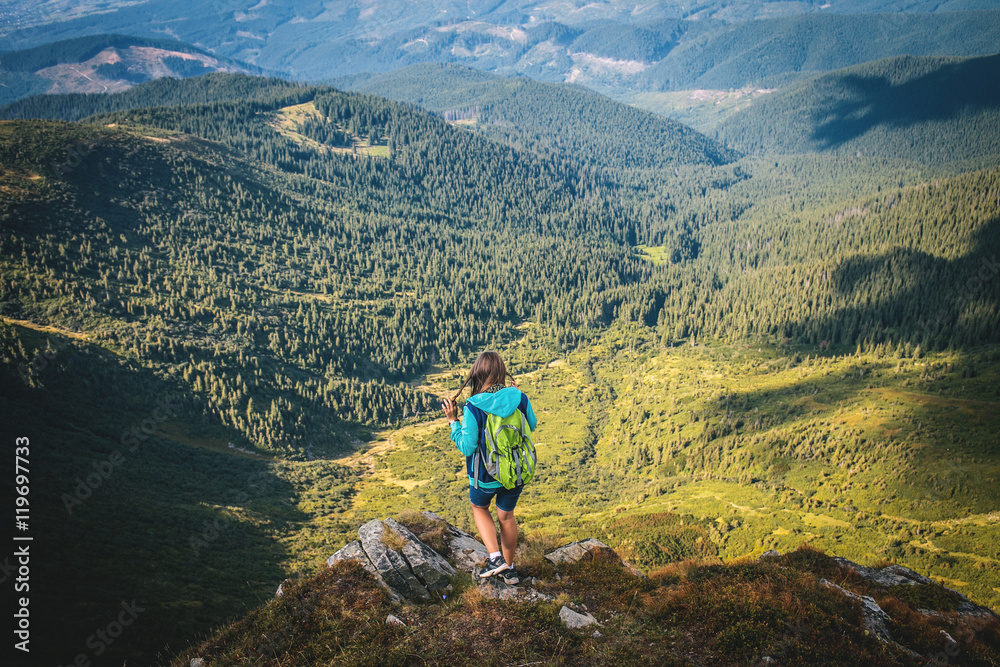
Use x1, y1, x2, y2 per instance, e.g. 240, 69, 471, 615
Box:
327, 539, 403, 603
384, 517, 456, 591
820, 578, 894, 643
325, 514, 643, 604
422, 511, 488, 572
358, 519, 435, 600
544, 537, 646, 578
834, 557, 999, 621
833, 557, 933, 587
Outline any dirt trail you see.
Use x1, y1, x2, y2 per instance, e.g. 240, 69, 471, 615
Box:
1, 316, 92, 341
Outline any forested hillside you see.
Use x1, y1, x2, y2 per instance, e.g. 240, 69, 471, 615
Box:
715, 53, 1000, 163
0, 75, 671, 456
0, 72, 311, 121
649, 163, 1000, 349
338, 63, 738, 171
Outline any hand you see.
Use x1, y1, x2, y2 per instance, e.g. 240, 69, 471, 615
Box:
442, 399, 459, 421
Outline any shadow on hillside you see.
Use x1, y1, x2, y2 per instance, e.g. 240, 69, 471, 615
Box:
0, 328, 308, 666
684, 216, 1000, 499
788, 214, 1000, 350
811, 53, 1000, 150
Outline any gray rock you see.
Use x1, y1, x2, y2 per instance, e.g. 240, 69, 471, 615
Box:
545, 538, 618, 565
384, 517, 456, 591
871, 564, 933, 587
833, 557, 932, 587
328, 540, 371, 572
497, 587, 522, 601
560, 605, 599, 629
358, 519, 431, 601
274, 578, 290, 597
477, 575, 521, 598
592, 630, 602, 638
760, 549, 781, 559
621, 560, 648, 579
328, 539, 402, 603
821, 578, 893, 643
445, 530, 490, 573
190, 659, 205, 667
544, 538, 645, 577
835, 557, 999, 620
386, 614, 406, 627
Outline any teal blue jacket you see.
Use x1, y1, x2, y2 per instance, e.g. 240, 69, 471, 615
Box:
450, 387, 537, 489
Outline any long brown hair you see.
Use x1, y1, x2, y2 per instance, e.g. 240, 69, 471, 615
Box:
451, 351, 516, 401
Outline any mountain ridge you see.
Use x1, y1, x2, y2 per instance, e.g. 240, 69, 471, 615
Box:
336, 63, 739, 171
4, 5, 1000, 93
0, 33, 263, 106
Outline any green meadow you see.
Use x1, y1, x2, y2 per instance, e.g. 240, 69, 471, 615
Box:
271, 322, 1000, 612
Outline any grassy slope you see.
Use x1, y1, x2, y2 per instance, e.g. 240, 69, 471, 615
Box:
298, 320, 1000, 612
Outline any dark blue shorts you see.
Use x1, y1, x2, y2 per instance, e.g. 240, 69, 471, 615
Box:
469, 484, 523, 512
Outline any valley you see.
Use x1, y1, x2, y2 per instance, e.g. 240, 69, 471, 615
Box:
0, 13, 998, 658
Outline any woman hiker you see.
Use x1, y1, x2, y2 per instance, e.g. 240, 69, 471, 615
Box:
442, 350, 537, 585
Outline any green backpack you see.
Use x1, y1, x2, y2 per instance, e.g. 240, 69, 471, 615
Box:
469, 396, 537, 489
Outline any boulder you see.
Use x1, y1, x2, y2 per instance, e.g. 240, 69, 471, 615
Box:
386, 614, 406, 627
560, 606, 599, 629
358, 519, 431, 601
436, 518, 489, 572
821, 578, 893, 643
384, 517, 456, 591
327, 540, 372, 572
833, 557, 931, 587
545, 538, 617, 565
327, 539, 402, 603
544, 538, 644, 577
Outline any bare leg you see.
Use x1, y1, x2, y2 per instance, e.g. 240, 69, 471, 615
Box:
471, 503, 500, 554
497, 508, 518, 567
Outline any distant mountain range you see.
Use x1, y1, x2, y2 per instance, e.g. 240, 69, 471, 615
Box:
2, 2, 999, 95
0, 34, 260, 106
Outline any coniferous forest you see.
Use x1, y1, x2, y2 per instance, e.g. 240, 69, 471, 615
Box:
1, 18, 999, 666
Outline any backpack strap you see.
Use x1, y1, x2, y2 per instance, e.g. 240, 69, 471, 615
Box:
518, 393, 528, 419
465, 404, 488, 489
